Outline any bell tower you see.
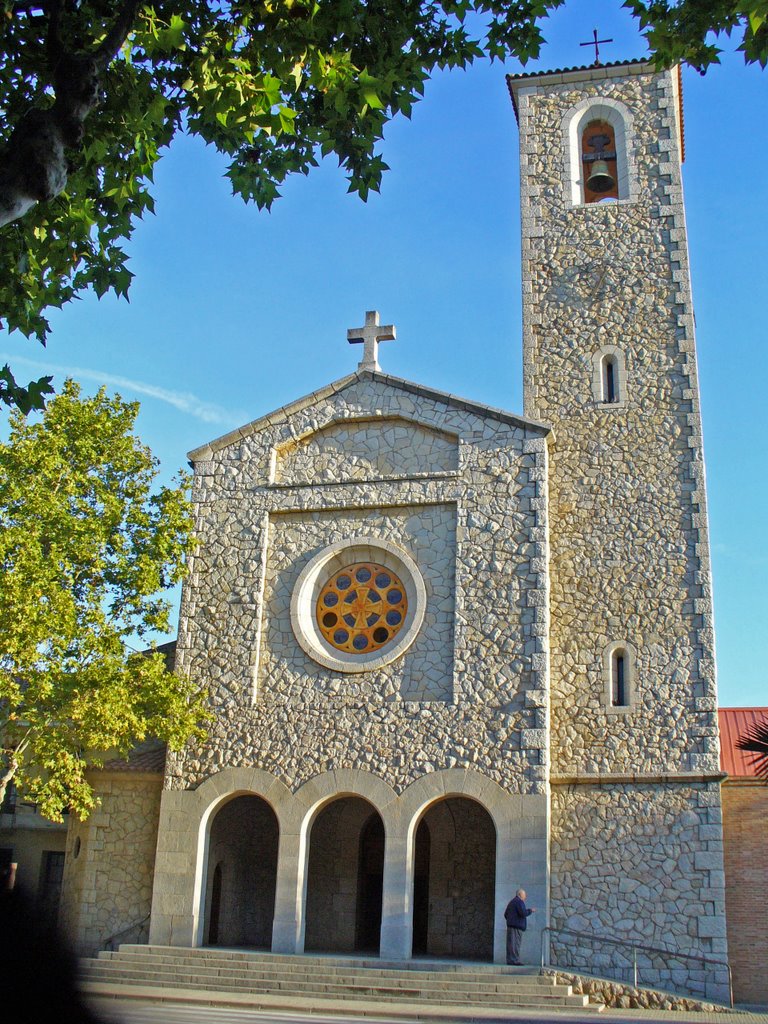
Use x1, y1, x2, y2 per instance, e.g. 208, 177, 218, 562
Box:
508, 61, 728, 986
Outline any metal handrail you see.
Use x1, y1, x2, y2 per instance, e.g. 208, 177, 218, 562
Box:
540, 925, 733, 1008
103, 913, 151, 951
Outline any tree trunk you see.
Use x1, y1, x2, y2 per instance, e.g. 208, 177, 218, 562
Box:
0, 1, 140, 230
0, 110, 69, 229
0, 754, 18, 811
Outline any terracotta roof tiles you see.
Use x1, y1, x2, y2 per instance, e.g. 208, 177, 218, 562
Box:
719, 707, 768, 778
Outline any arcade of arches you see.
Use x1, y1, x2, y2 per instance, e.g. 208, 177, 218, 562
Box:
202, 793, 496, 960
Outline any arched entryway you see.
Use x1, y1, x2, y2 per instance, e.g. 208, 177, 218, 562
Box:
204, 794, 279, 948
412, 797, 496, 960
304, 796, 384, 954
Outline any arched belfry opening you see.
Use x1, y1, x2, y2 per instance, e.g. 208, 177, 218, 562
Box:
581, 118, 619, 203
304, 797, 384, 954
204, 795, 279, 948
411, 797, 496, 961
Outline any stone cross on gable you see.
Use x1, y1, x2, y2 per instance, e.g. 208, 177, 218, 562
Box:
347, 310, 396, 372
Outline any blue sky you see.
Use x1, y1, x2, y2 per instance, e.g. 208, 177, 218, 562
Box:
1, 0, 766, 708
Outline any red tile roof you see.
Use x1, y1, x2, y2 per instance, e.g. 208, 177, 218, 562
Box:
719, 708, 768, 778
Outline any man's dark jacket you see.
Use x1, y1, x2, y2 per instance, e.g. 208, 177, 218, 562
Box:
504, 895, 533, 931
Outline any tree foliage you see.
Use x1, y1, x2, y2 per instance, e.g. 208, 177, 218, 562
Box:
626, 2, 768, 71
736, 715, 768, 780
0, 381, 206, 820
0, 2, 764, 412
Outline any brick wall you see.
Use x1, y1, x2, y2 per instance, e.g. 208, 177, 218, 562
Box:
722, 780, 768, 1005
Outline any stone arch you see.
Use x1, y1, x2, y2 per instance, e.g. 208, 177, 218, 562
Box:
294, 770, 399, 954
190, 768, 294, 948
400, 770, 516, 963
562, 96, 636, 205
411, 795, 496, 960
203, 793, 279, 948
303, 795, 385, 953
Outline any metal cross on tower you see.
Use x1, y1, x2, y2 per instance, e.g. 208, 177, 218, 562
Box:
347, 310, 396, 371
579, 27, 613, 66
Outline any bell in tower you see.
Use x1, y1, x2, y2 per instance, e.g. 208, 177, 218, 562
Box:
582, 121, 618, 200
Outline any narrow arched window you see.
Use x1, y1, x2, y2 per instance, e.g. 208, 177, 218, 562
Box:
592, 347, 626, 407
602, 354, 618, 403
611, 650, 627, 707
603, 640, 634, 712
581, 119, 619, 203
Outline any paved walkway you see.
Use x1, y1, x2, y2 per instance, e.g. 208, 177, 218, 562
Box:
88, 993, 768, 1024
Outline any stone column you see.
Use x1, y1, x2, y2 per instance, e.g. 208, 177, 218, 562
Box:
271, 829, 305, 954
148, 789, 201, 947
379, 829, 412, 960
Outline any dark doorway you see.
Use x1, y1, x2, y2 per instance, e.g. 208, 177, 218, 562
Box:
208, 863, 223, 944
38, 850, 65, 927
355, 813, 384, 952
305, 796, 384, 954
204, 795, 279, 948
412, 818, 431, 955
412, 797, 496, 961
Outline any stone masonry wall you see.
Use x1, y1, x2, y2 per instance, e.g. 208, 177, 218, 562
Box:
59, 772, 162, 956
513, 62, 727, 992
169, 373, 551, 797
274, 417, 458, 484
260, 503, 456, 702
517, 65, 719, 776
550, 782, 729, 1001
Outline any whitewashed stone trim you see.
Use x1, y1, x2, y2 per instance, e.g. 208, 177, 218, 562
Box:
561, 96, 637, 206
591, 345, 628, 408
289, 535, 427, 673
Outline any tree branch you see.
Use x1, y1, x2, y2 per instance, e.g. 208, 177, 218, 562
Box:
45, 0, 65, 67
0, 0, 144, 230
96, 0, 142, 65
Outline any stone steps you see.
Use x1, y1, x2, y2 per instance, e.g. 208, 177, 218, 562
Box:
78, 945, 602, 1013
92, 949, 560, 990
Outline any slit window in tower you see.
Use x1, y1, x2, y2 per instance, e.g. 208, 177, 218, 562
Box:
603, 355, 618, 403
612, 651, 627, 707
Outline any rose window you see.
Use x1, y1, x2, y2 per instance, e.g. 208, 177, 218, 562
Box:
316, 562, 408, 654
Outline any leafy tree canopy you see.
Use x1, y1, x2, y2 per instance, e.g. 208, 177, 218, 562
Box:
627, 1, 767, 71
0, 1, 764, 411
0, 380, 207, 820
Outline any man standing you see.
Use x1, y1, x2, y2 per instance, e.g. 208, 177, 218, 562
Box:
504, 888, 535, 965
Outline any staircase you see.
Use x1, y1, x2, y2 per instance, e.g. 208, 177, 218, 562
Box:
79, 945, 605, 1016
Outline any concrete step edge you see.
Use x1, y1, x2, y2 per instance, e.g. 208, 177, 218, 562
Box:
81, 961, 558, 991
92, 952, 546, 983
82, 980, 603, 1016
79, 972, 588, 1005
110, 946, 539, 975
82, 970, 577, 995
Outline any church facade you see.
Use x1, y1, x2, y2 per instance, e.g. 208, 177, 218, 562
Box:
58, 59, 729, 1001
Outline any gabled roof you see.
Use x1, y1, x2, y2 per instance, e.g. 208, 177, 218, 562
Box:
188, 368, 550, 462
506, 58, 653, 120
719, 707, 768, 778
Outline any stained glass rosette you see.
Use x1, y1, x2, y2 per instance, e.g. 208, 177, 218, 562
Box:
316, 562, 408, 655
